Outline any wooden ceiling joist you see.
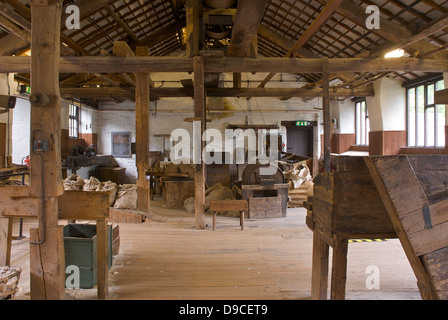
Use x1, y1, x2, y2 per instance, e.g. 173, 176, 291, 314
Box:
0, 0, 445, 102
256, 0, 344, 90
1, 56, 447, 74
59, 85, 375, 99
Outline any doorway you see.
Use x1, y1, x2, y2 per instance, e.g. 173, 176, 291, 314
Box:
286, 126, 313, 157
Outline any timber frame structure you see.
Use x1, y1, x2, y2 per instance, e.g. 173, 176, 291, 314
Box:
0, 0, 448, 300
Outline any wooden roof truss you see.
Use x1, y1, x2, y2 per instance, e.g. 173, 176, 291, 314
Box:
0, 0, 446, 105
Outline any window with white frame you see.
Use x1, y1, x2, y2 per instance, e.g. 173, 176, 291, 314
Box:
406, 78, 445, 148
355, 99, 369, 145
69, 102, 79, 138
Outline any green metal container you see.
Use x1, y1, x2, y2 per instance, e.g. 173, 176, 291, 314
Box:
63, 224, 113, 289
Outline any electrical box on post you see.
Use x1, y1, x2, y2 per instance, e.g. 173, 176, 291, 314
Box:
33, 140, 49, 153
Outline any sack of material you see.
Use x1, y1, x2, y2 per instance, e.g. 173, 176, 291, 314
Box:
283, 160, 312, 189
113, 184, 138, 209
102, 181, 118, 207
83, 176, 102, 191
63, 174, 84, 191
183, 197, 195, 213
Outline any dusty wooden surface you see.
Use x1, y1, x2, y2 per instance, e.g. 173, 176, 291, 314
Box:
8, 202, 421, 300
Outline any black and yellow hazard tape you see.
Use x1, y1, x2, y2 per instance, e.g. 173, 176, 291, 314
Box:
349, 239, 389, 243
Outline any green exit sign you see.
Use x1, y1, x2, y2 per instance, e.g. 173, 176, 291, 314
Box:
295, 120, 310, 126
20, 85, 31, 94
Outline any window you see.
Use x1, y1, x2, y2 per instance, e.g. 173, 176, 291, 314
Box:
355, 99, 369, 145
69, 103, 79, 138
406, 78, 445, 148
111, 132, 132, 158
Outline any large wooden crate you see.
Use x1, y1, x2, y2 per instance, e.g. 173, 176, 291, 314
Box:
311, 156, 395, 236
248, 197, 283, 218
242, 184, 289, 218
165, 180, 195, 209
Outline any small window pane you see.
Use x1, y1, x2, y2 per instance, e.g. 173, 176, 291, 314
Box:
427, 84, 434, 105
437, 104, 446, 148
425, 107, 435, 147
416, 86, 425, 147
407, 88, 415, 147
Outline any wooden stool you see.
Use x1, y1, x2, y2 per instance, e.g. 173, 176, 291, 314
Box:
209, 200, 248, 230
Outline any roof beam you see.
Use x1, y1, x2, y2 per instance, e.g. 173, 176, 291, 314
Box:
386, 15, 448, 56
185, 0, 200, 57
257, 24, 319, 58
135, 20, 185, 48
227, 0, 268, 88
59, 85, 375, 99
257, 24, 356, 84
113, 41, 154, 88
256, 0, 343, 89
103, 6, 139, 43
227, 0, 268, 57
1, 56, 447, 74
309, 0, 448, 89
0, 0, 116, 55
325, 0, 448, 60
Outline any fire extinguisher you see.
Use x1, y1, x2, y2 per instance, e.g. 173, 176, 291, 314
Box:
23, 155, 30, 166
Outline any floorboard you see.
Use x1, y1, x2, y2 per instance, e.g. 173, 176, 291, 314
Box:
8, 200, 420, 300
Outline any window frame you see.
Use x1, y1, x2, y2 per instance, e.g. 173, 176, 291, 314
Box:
354, 99, 369, 146
405, 76, 445, 148
69, 102, 80, 139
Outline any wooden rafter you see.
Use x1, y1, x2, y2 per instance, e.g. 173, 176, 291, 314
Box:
255, 0, 343, 90
103, 5, 139, 43
59, 85, 375, 99
1, 56, 447, 74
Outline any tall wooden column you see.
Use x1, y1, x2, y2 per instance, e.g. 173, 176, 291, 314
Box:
135, 46, 150, 211
194, 56, 206, 229
322, 57, 331, 172
28, 0, 65, 300
186, 0, 200, 57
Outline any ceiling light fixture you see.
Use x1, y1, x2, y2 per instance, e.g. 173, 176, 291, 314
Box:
384, 48, 405, 58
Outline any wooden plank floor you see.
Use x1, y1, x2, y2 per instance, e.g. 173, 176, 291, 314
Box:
9, 201, 421, 300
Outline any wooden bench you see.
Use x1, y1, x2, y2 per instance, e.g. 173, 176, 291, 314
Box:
209, 200, 248, 230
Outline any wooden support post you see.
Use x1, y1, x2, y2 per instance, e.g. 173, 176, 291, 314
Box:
194, 56, 206, 229
186, 0, 200, 57
96, 219, 108, 300
233, 73, 242, 89
311, 232, 329, 300
322, 57, 331, 172
135, 46, 150, 211
0, 217, 13, 266
28, 0, 65, 300
330, 236, 348, 300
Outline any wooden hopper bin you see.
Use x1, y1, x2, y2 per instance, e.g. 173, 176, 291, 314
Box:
306, 156, 396, 300
365, 155, 448, 300
307, 155, 448, 300
308, 156, 395, 236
